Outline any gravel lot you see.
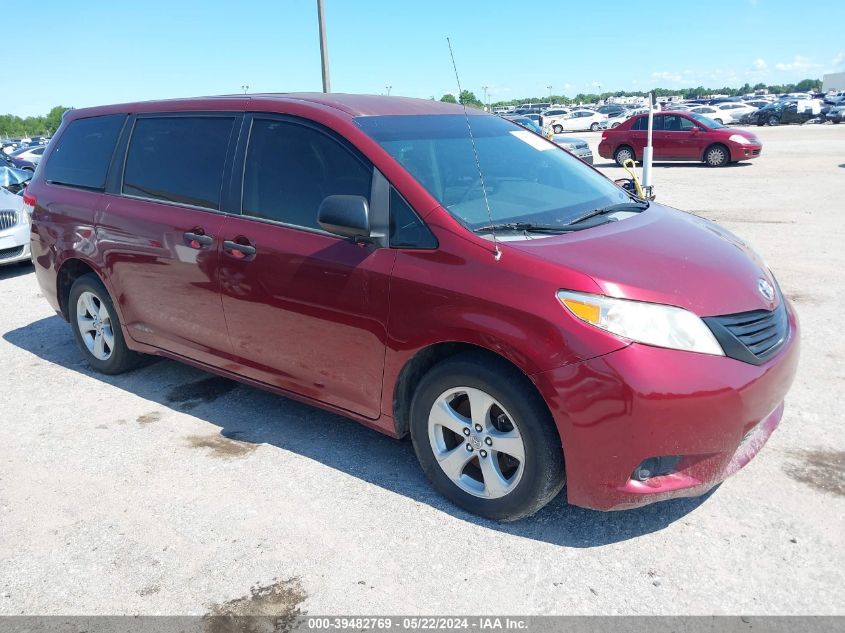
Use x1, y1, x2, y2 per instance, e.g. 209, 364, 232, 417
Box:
0, 123, 843, 617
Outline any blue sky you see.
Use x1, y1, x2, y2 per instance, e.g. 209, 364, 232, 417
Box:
8, 0, 845, 117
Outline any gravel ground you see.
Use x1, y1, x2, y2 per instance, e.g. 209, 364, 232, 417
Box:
0, 123, 843, 616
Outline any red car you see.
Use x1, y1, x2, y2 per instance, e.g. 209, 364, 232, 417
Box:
599, 111, 763, 167
28, 95, 797, 521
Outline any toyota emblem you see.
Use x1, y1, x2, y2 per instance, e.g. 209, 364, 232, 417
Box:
758, 278, 775, 302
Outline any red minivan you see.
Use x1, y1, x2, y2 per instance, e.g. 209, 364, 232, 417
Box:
598, 111, 763, 167
28, 94, 798, 521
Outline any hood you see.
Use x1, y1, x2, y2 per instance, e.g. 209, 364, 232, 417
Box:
505, 204, 779, 317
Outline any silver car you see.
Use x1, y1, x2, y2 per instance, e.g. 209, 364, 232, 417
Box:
552, 135, 593, 164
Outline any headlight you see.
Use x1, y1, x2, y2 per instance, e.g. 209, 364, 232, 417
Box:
729, 134, 752, 145
557, 290, 724, 356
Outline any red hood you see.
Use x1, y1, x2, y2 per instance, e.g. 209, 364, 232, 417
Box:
505, 204, 778, 316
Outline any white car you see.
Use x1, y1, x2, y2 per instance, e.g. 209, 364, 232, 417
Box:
9, 145, 47, 164
0, 183, 30, 266
597, 109, 644, 130
689, 103, 756, 125
547, 109, 607, 132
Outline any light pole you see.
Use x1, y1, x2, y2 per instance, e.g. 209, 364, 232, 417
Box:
317, 0, 331, 93
241, 84, 249, 94
482, 85, 489, 110
385, 85, 392, 96
547, 85, 552, 103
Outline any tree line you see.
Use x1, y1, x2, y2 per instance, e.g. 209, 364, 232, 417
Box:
440, 78, 823, 108
0, 106, 72, 138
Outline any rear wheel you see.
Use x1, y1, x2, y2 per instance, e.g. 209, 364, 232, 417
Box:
590, 122, 599, 131
611, 122, 621, 128
704, 143, 730, 167
767, 115, 779, 126
552, 124, 563, 134
614, 145, 635, 166
69, 274, 142, 374
714, 118, 724, 125
409, 353, 565, 521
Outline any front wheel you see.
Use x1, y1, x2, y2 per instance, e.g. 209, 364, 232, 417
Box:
768, 115, 779, 126
704, 144, 730, 167
69, 274, 143, 374
409, 353, 565, 521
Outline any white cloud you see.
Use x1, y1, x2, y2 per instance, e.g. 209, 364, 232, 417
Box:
774, 55, 820, 72
829, 53, 845, 71
651, 71, 682, 83
753, 58, 767, 70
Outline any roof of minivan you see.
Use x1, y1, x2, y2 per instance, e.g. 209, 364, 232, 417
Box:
66, 93, 483, 119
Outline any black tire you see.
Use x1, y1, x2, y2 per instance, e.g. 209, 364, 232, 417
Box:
590, 122, 599, 131
68, 273, 142, 374
767, 115, 779, 126
703, 143, 730, 167
714, 118, 723, 125
409, 352, 565, 522
552, 124, 563, 134
614, 145, 635, 166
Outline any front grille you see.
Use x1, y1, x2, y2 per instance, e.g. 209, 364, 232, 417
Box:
0, 210, 18, 231
704, 300, 789, 365
0, 245, 24, 261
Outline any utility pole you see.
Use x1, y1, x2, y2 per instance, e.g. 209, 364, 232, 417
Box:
482, 85, 489, 110
385, 85, 392, 96
547, 85, 552, 102
317, 0, 330, 93
241, 84, 249, 94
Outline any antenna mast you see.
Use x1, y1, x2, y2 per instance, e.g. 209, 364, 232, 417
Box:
446, 37, 500, 261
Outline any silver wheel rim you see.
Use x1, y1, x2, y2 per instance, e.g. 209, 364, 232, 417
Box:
428, 387, 525, 499
76, 291, 115, 361
617, 148, 632, 164
553, 125, 562, 133
707, 147, 726, 166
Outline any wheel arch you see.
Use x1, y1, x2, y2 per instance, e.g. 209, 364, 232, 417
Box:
56, 257, 108, 321
391, 341, 554, 440
702, 142, 730, 165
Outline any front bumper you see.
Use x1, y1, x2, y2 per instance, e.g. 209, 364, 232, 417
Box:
0, 220, 31, 265
532, 302, 799, 511
729, 143, 763, 161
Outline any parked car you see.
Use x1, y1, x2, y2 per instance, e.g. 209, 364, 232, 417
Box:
598, 110, 635, 130
9, 144, 47, 164
747, 101, 816, 126
825, 105, 845, 124
599, 112, 763, 167
507, 117, 593, 164
595, 104, 627, 117
547, 109, 607, 132
28, 95, 797, 520
539, 108, 570, 126
5, 154, 37, 171
0, 166, 32, 266
823, 91, 845, 105
689, 104, 754, 125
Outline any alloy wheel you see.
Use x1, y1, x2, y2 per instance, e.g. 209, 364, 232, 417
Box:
427, 387, 525, 499
76, 291, 115, 361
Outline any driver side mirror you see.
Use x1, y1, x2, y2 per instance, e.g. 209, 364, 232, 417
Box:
318, 195, 371, 241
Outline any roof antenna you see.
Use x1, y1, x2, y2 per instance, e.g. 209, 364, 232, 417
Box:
446, 37, 500, 261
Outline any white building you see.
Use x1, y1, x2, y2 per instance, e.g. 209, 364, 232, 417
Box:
823, 72, 845, 92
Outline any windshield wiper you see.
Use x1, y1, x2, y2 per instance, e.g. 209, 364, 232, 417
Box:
567, 201, 649, 226
474, 222, 576, 234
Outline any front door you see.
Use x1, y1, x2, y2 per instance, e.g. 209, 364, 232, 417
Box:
101, 114, 239, 364
218, 116, 395, 419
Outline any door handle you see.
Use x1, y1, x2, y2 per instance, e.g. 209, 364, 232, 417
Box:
223, 240, 257, 257
183, 231, 214, 247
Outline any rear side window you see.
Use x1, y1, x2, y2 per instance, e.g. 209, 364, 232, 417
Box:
123, 116, 234, 210
243, 119, 372, 231
45, 114, 125, 189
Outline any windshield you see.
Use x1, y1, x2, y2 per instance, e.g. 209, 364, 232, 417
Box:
689, 113, 725, 129
355, 114, 630, 230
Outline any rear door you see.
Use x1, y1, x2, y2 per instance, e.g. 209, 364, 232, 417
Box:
217, 115, 396, 419
99, 113, 239, 365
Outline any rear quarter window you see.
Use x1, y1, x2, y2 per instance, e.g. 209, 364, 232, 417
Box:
44, 114, 126, 189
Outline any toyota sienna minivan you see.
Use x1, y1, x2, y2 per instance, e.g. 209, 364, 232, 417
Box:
28, 94, 799, 521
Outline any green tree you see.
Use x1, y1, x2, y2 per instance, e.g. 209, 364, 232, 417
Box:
440, 93, 457, 103
459, 90, 483, 108
795, 78, 821, 92
45, 106, 71, 135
